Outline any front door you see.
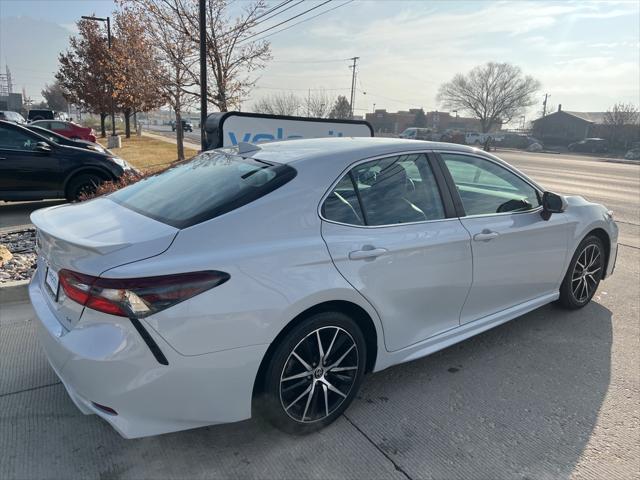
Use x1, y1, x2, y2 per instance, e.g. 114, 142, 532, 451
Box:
0, 123, 60, 197
439, 152, 570, 324
321, 153, 472, 352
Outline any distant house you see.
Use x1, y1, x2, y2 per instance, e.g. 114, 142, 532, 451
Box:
532, 105, 607, 145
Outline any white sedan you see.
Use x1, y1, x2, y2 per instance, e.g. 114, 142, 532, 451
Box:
29, 137, 618, 438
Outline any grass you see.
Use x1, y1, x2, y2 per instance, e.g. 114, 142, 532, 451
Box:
98, 133, 198, 172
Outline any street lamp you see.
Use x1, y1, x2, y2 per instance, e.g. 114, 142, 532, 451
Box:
81, 15, 117, 140
199, 0, 207, 151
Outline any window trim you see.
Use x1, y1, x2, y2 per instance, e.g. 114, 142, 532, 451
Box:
318, 150, 457, 229
433, 150, 544, 219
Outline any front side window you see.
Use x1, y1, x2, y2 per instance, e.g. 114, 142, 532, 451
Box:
0, 125, 40, 151
442, 153, 540, 216
322, 153, 446, 226
110, 151, 296, 228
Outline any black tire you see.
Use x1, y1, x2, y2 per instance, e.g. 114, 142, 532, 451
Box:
257, 311, 367, 434
559, 235, 605, 309
65, 173, 103, 201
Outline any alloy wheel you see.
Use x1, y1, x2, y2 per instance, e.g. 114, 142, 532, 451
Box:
279, 326, 359, 423
571, 243, 603, 303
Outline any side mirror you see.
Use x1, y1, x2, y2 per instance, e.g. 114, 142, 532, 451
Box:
35, 141, 52, 153
541, 191, 565, 220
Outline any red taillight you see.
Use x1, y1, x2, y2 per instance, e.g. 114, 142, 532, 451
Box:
58, 269, 229, 318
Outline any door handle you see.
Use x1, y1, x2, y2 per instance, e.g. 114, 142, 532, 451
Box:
0, 157, 6, 161
473, 230, 500, 242
349, 247, 388, 260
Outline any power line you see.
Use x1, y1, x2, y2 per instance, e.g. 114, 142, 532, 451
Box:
253, 0, 305, 26
239, 0, 337, 44
270, 58, 353, 64
214, 0, 298, 41
254, 85, 351, 91
245, 0, 354, 44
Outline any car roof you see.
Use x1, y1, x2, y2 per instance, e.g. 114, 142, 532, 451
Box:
236, 137, 484, 166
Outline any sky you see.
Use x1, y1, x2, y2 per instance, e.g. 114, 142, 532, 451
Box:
0, 0, 638, 122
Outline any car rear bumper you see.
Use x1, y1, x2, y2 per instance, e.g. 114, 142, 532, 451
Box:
29, 266, 268, 438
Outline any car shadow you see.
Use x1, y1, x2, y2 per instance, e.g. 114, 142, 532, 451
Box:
346, 301, 614, 479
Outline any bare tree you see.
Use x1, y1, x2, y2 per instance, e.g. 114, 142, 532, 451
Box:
603, 103, 640, 149
304, 90, 333, 118
121, 0, 197, 160
437, 62, 541, 133
253, 92, 301, 116
150, 0, 271, 112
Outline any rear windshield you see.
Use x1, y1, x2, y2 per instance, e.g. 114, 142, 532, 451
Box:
109, 151, 296, 228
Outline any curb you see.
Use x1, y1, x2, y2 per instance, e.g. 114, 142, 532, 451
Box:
0, 224, 34, 235
0, 279, 30, 303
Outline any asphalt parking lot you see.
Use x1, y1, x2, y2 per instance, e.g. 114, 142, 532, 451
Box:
1, 151, 639, 479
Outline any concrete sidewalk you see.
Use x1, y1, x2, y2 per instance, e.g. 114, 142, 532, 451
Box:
142, 129, 201, 151
1, 245, 638, 479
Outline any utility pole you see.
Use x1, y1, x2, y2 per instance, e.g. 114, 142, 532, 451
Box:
199, 0, 207, 151
542, 93, 549, 117
348, 56, 359, 119
540, 93, 549, 140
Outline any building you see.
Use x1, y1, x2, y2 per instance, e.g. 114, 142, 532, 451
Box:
365, 108, 500, 135
365, 108, 422, 135
531, 105, 609, 145
0, 92, 23, 112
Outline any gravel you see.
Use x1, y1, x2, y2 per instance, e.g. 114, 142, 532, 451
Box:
0, 229, 36, 284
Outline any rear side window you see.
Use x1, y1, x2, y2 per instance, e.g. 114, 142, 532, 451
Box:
110, 151, 296, 228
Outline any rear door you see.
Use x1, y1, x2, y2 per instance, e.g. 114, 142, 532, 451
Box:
321, 152, 472, 352
0, 123, 61, 197
438, 152, 570, 323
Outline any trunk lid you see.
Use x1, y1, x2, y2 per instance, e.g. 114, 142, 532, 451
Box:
31, 197, 178, 329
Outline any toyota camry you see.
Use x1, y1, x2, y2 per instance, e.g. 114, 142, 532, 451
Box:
29, 137, 618, 438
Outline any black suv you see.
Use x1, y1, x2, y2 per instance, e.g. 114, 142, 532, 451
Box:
27, 109, 55, 121
0, 120, 135, 201
171, 120, 193, 132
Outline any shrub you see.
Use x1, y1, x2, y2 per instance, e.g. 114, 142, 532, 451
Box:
78, 170, 147, 201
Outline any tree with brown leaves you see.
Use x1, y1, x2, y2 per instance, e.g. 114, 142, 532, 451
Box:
111, 9, 164, 138
56, 18, 114, 137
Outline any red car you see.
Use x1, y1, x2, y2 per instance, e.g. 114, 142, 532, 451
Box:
30, 120, 97, 143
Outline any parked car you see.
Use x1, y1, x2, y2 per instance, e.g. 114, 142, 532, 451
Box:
568, 138, 608, 153
399, 127, 433, 140
28, 109, 55, 121
0, 120, 134, 201
30, 119, 97, 142
28, 137, 617, 439
624, 147, 640, 160
25, 124, 111, 155
495, 133, 541, 150
0, 110, 26, 124
172, 119, 193, 132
